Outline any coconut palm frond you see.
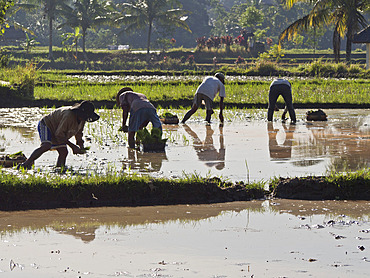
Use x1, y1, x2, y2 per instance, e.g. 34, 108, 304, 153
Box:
282, 0, 314, 9
157, 8, 191, 32
279, 14, 312, 43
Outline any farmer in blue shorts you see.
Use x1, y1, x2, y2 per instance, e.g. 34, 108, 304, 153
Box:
116, 87, 162, 148
268, 78, 296, 123
18, 101, 100, 169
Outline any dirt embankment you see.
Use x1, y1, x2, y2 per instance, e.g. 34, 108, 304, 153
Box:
0, 179, 266, 211
1, 174, 369, 211
271, 176, 370, 200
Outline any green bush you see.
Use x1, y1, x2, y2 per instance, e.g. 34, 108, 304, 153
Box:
252, 60, 279, 75
0, 48, 10, 68
0, 63, 36, 98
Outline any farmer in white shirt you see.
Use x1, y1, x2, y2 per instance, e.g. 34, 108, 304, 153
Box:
268, 78, 296, 123
181, 73, 226, 124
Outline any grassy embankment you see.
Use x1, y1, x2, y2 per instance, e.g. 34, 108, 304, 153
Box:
0, 168, 369, 210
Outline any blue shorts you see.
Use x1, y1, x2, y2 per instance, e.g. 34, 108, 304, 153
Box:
37, 120, 66, 149
129, 108, 162, 132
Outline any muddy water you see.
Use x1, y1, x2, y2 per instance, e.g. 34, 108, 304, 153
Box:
1, 108, 369, 277
0, 201, 369, 277
0, 108, 369, 182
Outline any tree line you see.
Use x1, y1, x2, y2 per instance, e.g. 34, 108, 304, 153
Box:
0, 0, 369, 63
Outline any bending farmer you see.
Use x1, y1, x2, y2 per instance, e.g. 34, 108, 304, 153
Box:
116, 87, 162, 148
181, 72, 226, 124
18, 101, 100, 169
268, 78, 296, 123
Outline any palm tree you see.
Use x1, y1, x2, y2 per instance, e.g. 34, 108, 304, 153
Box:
279, 0, 368, 63
59, 0, 114, 60
22, 0, 70, 60
115, 0, 191, 57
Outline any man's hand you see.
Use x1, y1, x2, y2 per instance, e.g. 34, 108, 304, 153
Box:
72, 145, 84, 155
119, 125, 129, 132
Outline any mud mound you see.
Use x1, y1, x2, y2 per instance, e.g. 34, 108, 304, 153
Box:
272, 176, 370, 200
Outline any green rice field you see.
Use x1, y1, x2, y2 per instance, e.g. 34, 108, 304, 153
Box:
34, 78, 370, 106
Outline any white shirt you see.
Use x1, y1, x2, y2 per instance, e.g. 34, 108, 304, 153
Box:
196, 76, 226, 100
270, 78, 291, 88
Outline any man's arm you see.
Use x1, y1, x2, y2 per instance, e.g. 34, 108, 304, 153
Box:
120, 107, 129, 132
75, 125, 84, 148
219, 97, 224, 123
66, 140, 83, 154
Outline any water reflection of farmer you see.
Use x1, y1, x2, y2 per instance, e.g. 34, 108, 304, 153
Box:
183, 124, 225, 170
125, 148, 167, 172
268, 78, 296, 124
268, 122, 296, 160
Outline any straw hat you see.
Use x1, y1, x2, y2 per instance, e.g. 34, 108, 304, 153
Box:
72, 101, 100, 122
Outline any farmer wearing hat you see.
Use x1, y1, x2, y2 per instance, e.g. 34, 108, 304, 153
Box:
268, 78, 296, 123
116, 87, 162, 148
18, 101, 100, 169
181, 72, 226, 124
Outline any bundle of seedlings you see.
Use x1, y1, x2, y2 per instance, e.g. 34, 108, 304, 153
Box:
136, 127, 167, 152
306, 109, 327, 121
0, 151, 27, 167
159, 112, 179, 124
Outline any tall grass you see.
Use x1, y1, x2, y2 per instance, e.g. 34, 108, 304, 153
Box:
0, 63, 37, 98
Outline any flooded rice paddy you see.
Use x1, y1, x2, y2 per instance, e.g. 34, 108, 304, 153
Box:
67, 74, 358, 83
0, 200, 370, 277
0, 108, 369, 277
0, 108, 369, 182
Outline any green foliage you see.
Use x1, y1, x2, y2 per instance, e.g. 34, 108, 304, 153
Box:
301, 59, 355, 76
239, 6, 264, 30
20, 33, 40, 54
0, 47, 10, 67
251, 60, 280, 75
61, 27, 82, 60
115, 0, 191, 54
258, 45, 285, 62
160, 111, 175, 118
0, 0, 13, 34
8, 151, 24, 159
